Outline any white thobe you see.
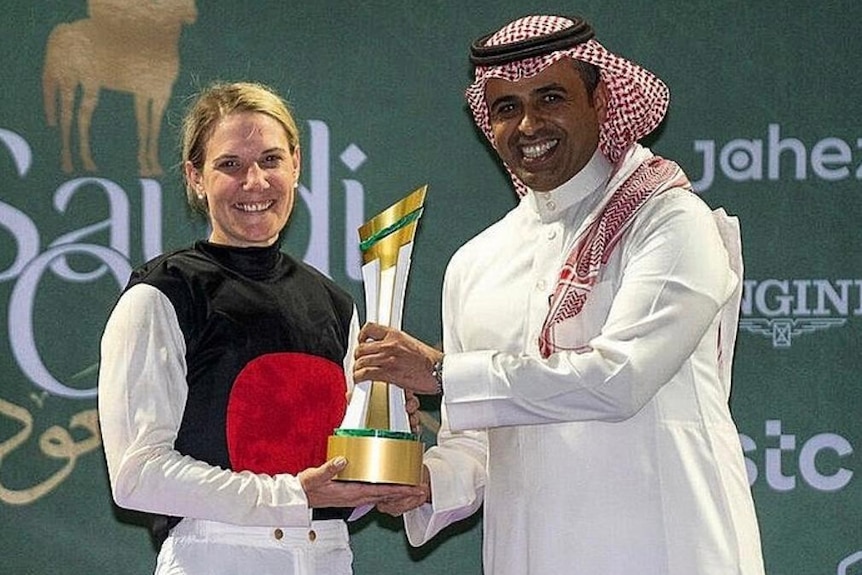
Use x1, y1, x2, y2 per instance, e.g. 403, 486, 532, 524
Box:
404, 146, 766, 575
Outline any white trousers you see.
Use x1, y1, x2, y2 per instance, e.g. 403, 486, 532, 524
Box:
154, 518, 353, 575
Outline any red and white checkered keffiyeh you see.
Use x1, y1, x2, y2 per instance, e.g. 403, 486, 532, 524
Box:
537, 155, 692, 357
465, 15, 691, 357
466, 14, 670, 197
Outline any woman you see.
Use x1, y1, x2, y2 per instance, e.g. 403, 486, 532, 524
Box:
98, 81, 421, 575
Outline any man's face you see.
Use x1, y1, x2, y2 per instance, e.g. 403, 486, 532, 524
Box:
484, 59, 607, 192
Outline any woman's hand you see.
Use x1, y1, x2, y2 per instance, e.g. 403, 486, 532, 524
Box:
298, 457, 425, 508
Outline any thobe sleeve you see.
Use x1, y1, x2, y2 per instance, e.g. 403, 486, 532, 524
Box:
442, 192, 740, 431
98, 283, 313, 527
403, 266, 489, 545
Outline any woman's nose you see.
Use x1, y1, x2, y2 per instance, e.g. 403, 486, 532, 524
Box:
244, 162, 270, 190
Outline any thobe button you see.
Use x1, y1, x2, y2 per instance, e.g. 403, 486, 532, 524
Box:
536, 279, 547, 291
547, 229, 557, 240
273, 528, 284, 540
546, 200, 556, 211
308, 530, 317, 542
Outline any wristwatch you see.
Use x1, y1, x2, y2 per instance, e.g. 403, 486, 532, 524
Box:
431, 356, 444, 395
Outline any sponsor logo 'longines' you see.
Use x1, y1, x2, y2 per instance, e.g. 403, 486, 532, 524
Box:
691, 124, 862, 192
739, 279, 861, 347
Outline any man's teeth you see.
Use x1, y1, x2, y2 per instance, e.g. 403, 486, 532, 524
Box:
522, 140, 558, 159
236, 200, 274, 212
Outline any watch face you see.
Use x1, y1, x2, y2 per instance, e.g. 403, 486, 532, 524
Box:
432, 358, 444, 394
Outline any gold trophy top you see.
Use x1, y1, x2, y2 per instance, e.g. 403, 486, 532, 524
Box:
359, 185, 427, 268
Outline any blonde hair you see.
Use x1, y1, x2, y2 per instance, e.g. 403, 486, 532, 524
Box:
180, 81, 300, 214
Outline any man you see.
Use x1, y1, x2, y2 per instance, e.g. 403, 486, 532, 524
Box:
353, 14, 766, 575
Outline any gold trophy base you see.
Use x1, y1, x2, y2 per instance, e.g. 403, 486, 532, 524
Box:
327, 432, 424, 486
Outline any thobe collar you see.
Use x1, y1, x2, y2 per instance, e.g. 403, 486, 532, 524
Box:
527, 149, 613, 224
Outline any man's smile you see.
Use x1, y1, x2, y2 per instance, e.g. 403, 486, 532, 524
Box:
520, 139, 559, 162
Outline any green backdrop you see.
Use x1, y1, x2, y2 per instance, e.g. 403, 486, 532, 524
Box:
1, 1, 860, 573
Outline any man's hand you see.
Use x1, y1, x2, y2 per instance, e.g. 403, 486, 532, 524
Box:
354, 323, 443, 395
299, 457, 425, 508
405, 390, 422, 436
376, 465, 432, 516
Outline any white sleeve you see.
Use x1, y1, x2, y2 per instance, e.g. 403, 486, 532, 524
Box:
98, 283, 312, 527
403, 409, 487, 546
403, 269, 488, 545
443, 192, 739, 430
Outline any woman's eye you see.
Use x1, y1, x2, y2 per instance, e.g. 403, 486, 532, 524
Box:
216, 159, 240, 170
261, 155, 283, 168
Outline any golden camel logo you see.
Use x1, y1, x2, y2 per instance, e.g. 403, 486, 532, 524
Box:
42, 0, 197, 177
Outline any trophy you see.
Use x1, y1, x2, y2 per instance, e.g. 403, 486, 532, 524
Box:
326, 185, 427, 485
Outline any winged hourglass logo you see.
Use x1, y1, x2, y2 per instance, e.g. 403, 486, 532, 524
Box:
738, 317, 847, 348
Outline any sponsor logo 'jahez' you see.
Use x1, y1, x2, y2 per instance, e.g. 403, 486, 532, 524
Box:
691, 124, 862, 192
